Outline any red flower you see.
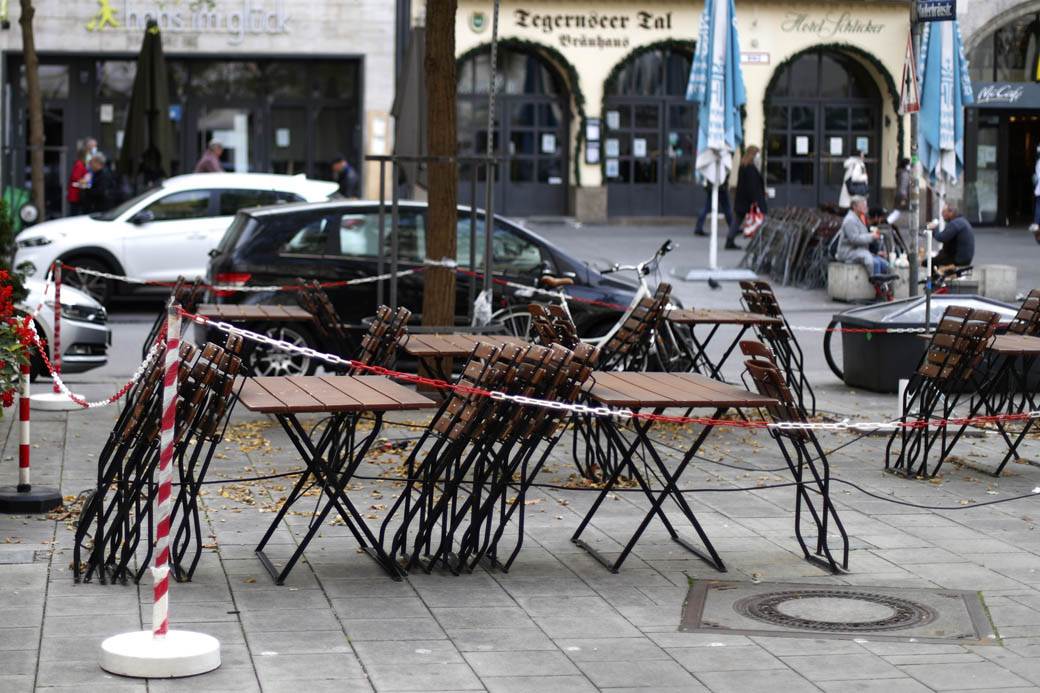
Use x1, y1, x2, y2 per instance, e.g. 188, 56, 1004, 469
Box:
2, 390, 13, 408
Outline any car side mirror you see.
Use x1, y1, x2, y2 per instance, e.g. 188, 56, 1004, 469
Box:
130, 210, 155, 225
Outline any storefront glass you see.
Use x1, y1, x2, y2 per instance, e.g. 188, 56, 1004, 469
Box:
7, 56, 361, 215
456, 46, 570, 216
765, 50, 881, 209
604, 44, 700, 217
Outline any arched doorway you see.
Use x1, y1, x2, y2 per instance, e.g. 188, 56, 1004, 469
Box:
603, 43, 701, 217
765, 50, 883, 209
456, 47, 570, 216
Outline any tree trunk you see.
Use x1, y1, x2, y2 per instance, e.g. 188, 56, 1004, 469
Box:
420, 0, 458, 329
19, 0, 45, 218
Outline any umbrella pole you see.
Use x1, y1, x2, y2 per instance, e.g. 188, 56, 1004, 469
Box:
709, 160, 719, 271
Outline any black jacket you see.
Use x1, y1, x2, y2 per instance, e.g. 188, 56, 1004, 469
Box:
82, 168, 117, 214
734, 163, 767, 216
933, 216, 975, 266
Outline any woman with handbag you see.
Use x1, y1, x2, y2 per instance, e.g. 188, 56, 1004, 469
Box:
726, 145, 767, 250
839, 149, 869, 210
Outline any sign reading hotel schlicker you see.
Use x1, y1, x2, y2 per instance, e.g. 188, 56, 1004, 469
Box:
85, 0, 291, 44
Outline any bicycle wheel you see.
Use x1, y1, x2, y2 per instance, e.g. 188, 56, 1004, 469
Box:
492, 307, 533, 339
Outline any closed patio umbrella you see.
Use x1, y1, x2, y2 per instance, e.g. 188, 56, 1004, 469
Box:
686, 0, 746, 272
918, 18, 973, 322
118, 19, 175, 185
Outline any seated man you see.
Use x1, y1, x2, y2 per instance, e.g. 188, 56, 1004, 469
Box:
928, 203, 975, 268
836, 195, 891, 277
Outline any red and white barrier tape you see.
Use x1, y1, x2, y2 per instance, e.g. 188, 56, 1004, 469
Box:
61, 262, 426, 293
150, 306, 179, 638
17, 362, 30, 491
181, 307, 1040, 433
27, 320, 166, 409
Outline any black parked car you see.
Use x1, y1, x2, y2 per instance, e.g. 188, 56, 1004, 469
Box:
207, 200, 639, 375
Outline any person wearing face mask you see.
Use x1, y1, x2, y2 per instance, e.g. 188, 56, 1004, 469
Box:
1030, 144, 1040, 237
67, 137, 97, 216
726, 145, 767, 250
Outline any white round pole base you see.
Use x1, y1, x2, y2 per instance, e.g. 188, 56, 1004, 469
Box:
100, 630, 221, 678
29, 392, 83, 412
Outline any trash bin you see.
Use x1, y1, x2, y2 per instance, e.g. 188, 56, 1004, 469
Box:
825, 294, 1021, 393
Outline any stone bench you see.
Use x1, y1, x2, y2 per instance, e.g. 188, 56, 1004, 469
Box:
827, 262, 909, 302
975, 264, 1018, 302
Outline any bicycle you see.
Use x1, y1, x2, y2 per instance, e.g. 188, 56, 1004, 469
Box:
492, 239, 695, 371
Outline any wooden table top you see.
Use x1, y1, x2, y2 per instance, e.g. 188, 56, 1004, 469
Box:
196, 304, 313, 322
666, 308, 782, 327
403, 334, 529, 358
239, 375, 437, 414
586, 372, 777, 409
988, 334, 1040, 356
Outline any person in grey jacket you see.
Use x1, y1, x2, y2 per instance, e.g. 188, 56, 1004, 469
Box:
836, 196, 890, 276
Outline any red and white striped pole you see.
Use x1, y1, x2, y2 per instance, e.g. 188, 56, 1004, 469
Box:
52, 262, 62, 394
0, 355, 62, 512
17, 362, 30, 492
100, 304, 220, 677
152, 304, 180, 638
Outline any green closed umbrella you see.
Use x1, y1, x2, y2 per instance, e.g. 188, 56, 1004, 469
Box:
118, 20, 174, 183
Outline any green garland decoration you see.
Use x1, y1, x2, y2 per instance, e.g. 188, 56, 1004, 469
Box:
457, 39, 588, 186
763, 43, 905, 162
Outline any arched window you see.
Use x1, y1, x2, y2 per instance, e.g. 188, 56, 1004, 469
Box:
603, 45, 699, 217
765, 49, 882, 209
968, 14, 1040, 82
456, 47, 570, 216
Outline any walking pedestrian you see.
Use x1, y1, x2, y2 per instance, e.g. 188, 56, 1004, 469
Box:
694, 172, 733, 237
894, 157, 911, 211
331, 153, 360, 199
194, 140, 224, 173
67, 137, 96, 216
726, 146, 767, 250
839, 149, 869, 210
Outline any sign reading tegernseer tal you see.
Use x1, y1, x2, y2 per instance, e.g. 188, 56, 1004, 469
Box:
916, 0, 956, 23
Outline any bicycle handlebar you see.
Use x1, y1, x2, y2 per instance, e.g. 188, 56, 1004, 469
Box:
601, 239, 675, 276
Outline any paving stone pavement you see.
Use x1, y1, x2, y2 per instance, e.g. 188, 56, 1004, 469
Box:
4, 221, 1040, 692
1, 375, 1039, 693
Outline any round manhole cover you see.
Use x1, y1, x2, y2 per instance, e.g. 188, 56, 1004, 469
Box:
733, 590, 938, 632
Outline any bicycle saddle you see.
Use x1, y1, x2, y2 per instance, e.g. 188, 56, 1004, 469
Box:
539, 275, 574, 288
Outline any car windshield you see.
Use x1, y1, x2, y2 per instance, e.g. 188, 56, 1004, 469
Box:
89, 185, 161, 221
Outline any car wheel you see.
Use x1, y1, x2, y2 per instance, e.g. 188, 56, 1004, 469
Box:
247, 323, 318, 377
62, 256, 115, 304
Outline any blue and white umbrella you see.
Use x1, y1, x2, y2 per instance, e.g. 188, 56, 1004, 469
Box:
686, 0, 746, 270
917, 19, 973, 315
918, 19, 973, 188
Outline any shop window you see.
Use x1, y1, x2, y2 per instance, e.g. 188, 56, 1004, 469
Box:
608, 47, 692, 98
766, 106, 787, 130
458, 47, 562, 96
97, 61, 135, 99
20, 64, 68, 100
313, 62, 358, 100
790, 107, 815, 131
825, 107, 849, 131
145, 190, 212, 221
790, 162, 814, 185
766, 160, 787, 186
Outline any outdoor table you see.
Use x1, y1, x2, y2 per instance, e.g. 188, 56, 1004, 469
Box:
238, 375, 436, 583
403, 334, 529, 382
957, 333, 1040, 476
665, 308, 784, 380
195, 304, 314, 322
571, 371, 776, 573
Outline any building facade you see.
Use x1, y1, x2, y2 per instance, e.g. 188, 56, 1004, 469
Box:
447, 0, 912, 220
961, 0, 1040, 226
1, 0, 403, 219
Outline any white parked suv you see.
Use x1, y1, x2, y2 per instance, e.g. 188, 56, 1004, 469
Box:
14, 173, 338, 303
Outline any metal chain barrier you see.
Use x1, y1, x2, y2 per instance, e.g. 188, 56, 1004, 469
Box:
181, 307, 1040, 433
27, 320, 166, 409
